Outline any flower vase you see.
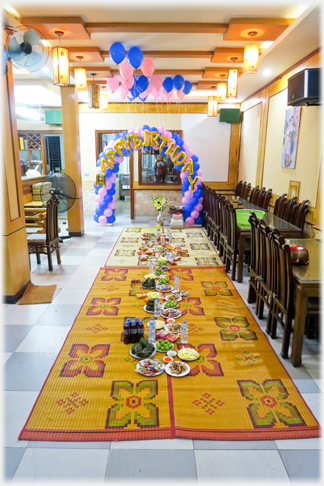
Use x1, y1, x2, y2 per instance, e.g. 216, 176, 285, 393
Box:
157, 211, 164, 226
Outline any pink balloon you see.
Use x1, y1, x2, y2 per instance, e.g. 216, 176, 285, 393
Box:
107, 140, 115, 148
98, 187, 107, 197
106, 180, 112, 190
120, 59, 134, 80
94, 201, 99, 208
118, 87, 128, 100
99, 215, 107, 224
158, 126, 166, 135
139, 90, 147, 100
184, 190, 193, 199
112, 195, 116, 201
199, 197, 203, 203
183, 142, 189, 151
159, 90, 165, 102
197, 177, 202, 184
181, 197, 189, 205
95, 195, 103, 203
197, 169, 202, 177
106, 75, 119, 94
185, 217, 194, 225
95, 167, 101, 174
150, 87, 159, 100
177, 91, 185, 100
196, 204, 203, 211
115, 156, 123, 164
108, 201, 116, 209
141, 58, 155, 77
135, 127, 143, 137
186, 149, 194, 158
104, 208, 113, 217
182, 170, 189, 178
191, 210, 199, 219
146, 83, 152, 95
151, 74, 163, 90
180, 172, 186, 180
122, 77, 134, 89
165, 131, 172, 139
166, 91, 175, 102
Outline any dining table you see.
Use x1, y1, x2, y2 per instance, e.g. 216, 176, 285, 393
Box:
235, 200, 303, 283
285, 238, 321, 367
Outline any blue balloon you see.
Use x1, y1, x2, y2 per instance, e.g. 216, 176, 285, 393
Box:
110, 42, 126, 65
93, 182, 102, 189
191, 197, 198, 207
150, 126, 158, 132
193, 163, 199, 172
195, 216, 204, 225
173, 74, 185, 91
95, 188, 99, 195
112, 164, 119, 173
183, 80, 192, 95
196, 190, 203, 199
127, 95, 135, 101
112, 183, 116, 189
113, 133, 120, 141
105, 168, 112, 178
140, 95, 148, 102
163, 77, 173, 93
121, 131, 127, 139
94, 215, 99, 223
107, 215, 116, 224
137, 75, 148, 93
95, 208, 103, 217
184, 203, 192, 213
104, 194, 113, 203
178, 138, 184, 147
127, 46, 143, 69
142, 124, 150, 130
99, 201, 106, 210
99, 151, 105, 159
96, 160, 101, 166
172, 133, 179, 142
192, 155, 199, 163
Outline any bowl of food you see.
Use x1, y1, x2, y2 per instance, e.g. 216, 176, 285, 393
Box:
166, 292, 181, 302
167, 350, 177, 358
156, 284, 173, 293
155, 339, 174, 353
165, 361, 190, 377
154, 268, 165, 276
164, 321, 182, 334
161, 308, 181, 319
141, 277, 156, 290
163, 300, 178, 309
163, 356, 173, 363
178, 347, 200, 361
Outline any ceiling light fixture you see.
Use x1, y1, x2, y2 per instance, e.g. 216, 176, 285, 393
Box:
88, 73, 100, 109
74, 56, 87, 91
243, 31, 259, 74
208, 86, 218, 117
227, 57, 238, 98
52, 31, 70, 86
101, 92, 109, 110
217, 74, 227, 102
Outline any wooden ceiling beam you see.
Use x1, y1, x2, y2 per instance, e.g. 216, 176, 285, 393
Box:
111, 68, 203, 76
101, 50, 213, 59
85, 22, 227, 34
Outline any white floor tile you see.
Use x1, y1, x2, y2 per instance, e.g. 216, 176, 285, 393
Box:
67, 241, 97, 249
87, 249, 112, 257
275, 438, 322, 449
31, 275, 71, 288
4, 304, 50, 325
2, 352, 13, 366
52, 287, 89, 305
57, 255, 86, 266
301, 393, 321, 422
73, 265, 102, 277
63, 274, 98, 289
195, 450, 290, 481
13, 448, 109, 481
4, 391, 39, 447
111, 439, 193, 449
15, 326, 70, 353
98, 237, 119, 243
81, 255, 108, 266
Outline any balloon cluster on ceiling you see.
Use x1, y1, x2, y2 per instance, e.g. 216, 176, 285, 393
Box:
106, 42, 193, 102
93, 126, 203, 226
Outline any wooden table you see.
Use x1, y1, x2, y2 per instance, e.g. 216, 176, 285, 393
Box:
286, 238, 321, 367
235, 201, 303, 283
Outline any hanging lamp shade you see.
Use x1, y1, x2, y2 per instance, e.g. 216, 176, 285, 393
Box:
244, 31, 259, 74
52, 31, 70, 86
101, 93, 109, 110
227, 57, 238, 98
208, 89, 218, 117
74, 56, 87, 90
88, 73, 100, 109
217, 75, 227, 101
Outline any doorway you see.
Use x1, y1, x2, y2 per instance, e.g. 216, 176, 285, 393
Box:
96, 130, 134, 219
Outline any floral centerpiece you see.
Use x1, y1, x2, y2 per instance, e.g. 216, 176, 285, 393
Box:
152, 195, 170, 225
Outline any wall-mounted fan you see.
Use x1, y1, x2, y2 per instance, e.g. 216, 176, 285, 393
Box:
4, 24, 49, 74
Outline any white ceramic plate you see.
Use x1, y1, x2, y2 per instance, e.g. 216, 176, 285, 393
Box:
143, 305, 155, 313
154, 342, 174, 353
146, 319, 165, 330
165, 293, 182, 303
162, 302, 179, 310
160, 308, 182, 319
141, 284, 156, 290
177, 350, 200, 361
130, 347, 156, 359
136, 358, 165, 376
164, 323, 182, 334
144, 274, 158, 280
156, 285, 174, 293
165, 362, 190, 378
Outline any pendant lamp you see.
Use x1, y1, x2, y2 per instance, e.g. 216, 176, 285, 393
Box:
207, 87, 218, 117
228, 57, 238, 98
217, 74, 227, 102
88, 73, 100, 109
244, 31, 259, 74
74, 56, 87, 90
52, 31, 70, 86
101, 92, 109, 110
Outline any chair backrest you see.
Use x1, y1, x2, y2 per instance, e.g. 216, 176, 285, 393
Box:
249, 186, 259, 204
260, 189, 272, 211
255, 187, 266, 207
248, 212, 260, 277
212, 190, 221, 226
228, 205, 238, 250
273, 193, 288, 218
219, 196, 227, 235
292, 199, 309, 230
45, 198, 59, 244
271, 230, 294, 313
283, 196, 297, 222
242, 182, 251, 200
258, 219, 272, 289
235, 180, 243, 198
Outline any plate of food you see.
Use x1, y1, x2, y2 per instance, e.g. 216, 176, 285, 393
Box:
136, 358, 165, 376
178, 347, 200, 361
156, 284, 173, 293
165, 292, 182, 303
157, 277, 170, 286
161, 308, 182, 319
144, 298, 156, 313
146, 319, 165, 330
162, 300, 179, 310
153, 268, 165, 277
165, 361, 190, 378
155, 339, 174, 353
141, 277, 156, 290
164, 321, 182, 334
147, 291, 162, 299
130, 338, 156, 359
158, 265, 170, 273
156, 258, 167, 267
144, 274, 158, 280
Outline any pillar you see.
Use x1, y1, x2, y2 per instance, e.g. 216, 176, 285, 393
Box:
60, 86, 84, 236
3, 64, 31, 303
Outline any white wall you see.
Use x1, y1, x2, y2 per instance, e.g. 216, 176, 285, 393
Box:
238, 103, 261, 185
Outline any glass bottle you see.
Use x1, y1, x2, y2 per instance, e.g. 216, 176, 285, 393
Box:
130, 319, 138, 343
123, 319, 130, 345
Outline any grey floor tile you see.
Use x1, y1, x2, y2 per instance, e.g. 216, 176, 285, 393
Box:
300, 393, 321, 422
106, 449, 197, 481
4, 447, 26, 480
60, 248, 92, 257
28, 441, 111, 449
51, 287, 89, 305
32, 264, 78, 277
275, 438, 322, 449
35, 304, 81, 326
193, 440, 277, 450
279, 449, 320, 481
4, 304, 50, 325
293, 378, 321, 393
4, 390, 39, 447
4, 352, 56, 391
3, 325, 34, 352
82, 254, 109, 266
63, 274, 98, 289
2, 352, 13, 366
111, 438, 193, 449
195, 449, 290, 481
91, 242, 115, 251
12, 447, 110, 481
15, 326, 70, 353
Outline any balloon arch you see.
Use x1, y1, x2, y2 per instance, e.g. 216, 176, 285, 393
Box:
93, 126, 203, 225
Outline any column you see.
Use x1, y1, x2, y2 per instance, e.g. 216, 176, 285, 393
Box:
60, 86, 84, 236
3, 64, 31, 303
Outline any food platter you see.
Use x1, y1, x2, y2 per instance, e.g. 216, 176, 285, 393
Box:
130, 347, 156, 359
143, 305, 155, 313
155, 341, 174, 353
136, 358, 165, 376
178, 348, 200, 361
146, 319, 165, 330
164, 322, 182, 334
156, 284, 173, 293
165, 362, 190, 378
162, 301, 179, 310
160, 308, 182, 319
164, 293, 182, 303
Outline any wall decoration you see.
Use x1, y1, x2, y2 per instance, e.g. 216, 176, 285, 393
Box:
93, 126, 203, 226
288, 180, 300, 201
281, 106, 301, 169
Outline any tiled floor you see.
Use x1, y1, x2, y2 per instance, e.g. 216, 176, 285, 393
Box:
2, 209, 322, 483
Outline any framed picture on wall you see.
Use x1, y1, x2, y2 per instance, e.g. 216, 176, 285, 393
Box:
281, 106, 301, 169
288, 180, 300, 201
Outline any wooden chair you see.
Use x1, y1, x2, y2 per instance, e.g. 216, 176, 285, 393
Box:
291, 199, 309, 233
27, 198, 61, 271
249, 186, 259, 204
235, 180, 243, 198
247, 212, 261, 304
241, 182, 251, 200
282, 196, 297, 222
273, 193, 288, 218
206, 188, 215, 239
259, 188, 272, 211
225, 205, 239, 280
255, 187, 266, 207
218, 196, 229, 258
202, 184, 210, 230
256, 220, 273, 322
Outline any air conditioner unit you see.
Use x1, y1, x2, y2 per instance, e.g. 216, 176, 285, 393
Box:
287, 68, 320, 106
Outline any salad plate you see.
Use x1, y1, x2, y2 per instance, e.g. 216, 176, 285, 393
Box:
136, 358, 165, 376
